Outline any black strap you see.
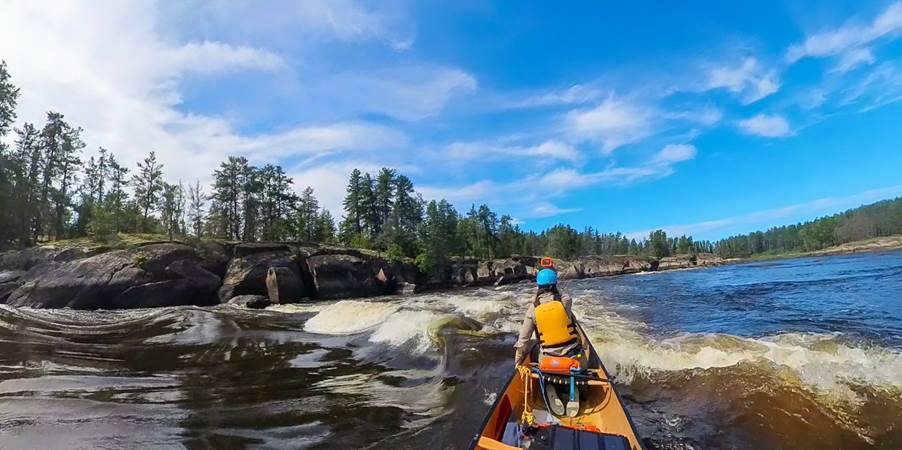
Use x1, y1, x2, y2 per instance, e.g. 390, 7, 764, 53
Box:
542, 337, 579, 350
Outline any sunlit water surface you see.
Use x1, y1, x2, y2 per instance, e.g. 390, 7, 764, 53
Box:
1, 251, 901, 449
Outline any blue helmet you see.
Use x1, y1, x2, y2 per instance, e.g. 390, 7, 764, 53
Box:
536, 268, 557, 286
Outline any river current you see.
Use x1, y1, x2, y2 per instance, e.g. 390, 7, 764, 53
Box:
1, 251, 901, 449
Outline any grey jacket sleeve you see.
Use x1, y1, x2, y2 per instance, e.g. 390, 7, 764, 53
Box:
514, 304, 536, 349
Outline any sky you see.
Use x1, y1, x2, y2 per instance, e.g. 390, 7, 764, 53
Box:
1, 0, 901, 241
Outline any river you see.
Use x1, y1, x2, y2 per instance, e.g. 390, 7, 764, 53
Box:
1, 251, 901, 449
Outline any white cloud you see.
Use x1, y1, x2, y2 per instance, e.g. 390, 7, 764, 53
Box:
417, 180, 498, 205
565, 96, 654, 153
530, 202, 582, 218
839, 62, 902, 112
831, 47, 876, 73
317, 67, 476, 121
445, 140, 582, 164
510, 84, 603, 108
737, 114, 792, 137
787, 3, 902, 62
162, 0, 415, 51
0, 0, 407, 190
167, 41, 284, 74
653, 144, 697, 164
706, 57, 781, 104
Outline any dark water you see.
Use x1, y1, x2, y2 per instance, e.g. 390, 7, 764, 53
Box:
1, 251, 901, 449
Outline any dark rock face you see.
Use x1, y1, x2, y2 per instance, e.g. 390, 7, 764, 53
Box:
306, 253, 392, 299
0, 239, 727, 310
218, 250, 305, 303
265, 266, 305, 303
0, 281, 21, 302
5, 243, 220, 309
0, 247, 56, 271
228, 294, 272, 309
194, 241, 230, 278
0, 270, 26, 284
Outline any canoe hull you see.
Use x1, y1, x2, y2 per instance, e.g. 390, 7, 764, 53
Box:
471, 323, 643, 450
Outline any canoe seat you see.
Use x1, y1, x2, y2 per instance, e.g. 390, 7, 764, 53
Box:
525, 424, 630, 450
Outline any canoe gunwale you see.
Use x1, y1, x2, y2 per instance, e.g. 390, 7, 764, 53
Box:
468, 321, 646, 450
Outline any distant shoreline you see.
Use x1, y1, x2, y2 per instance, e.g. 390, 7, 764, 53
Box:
727, 235, 902, 263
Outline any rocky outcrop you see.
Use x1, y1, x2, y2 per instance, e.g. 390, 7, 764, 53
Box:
658, 254, 695, 270
306, 253, 393, 299
218, 249, 306, 303
0, 240, 727, 310
5, 243, 221, 309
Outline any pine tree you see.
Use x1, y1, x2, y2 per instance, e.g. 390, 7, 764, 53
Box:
186, 179, 205, 238
0, 61, 20, 246
417, 200, 460, 274
315, 210, 336, 243
105, 153, 129, 234
50, 121, 84, 239
340, 168, 364, 242
295, 186, 319, 242
132, 151, 164, 233
12, 124, 41, 244
160, 182, 185, 241
375, 167, 396, 234
360, 172, 379, 237
210, 156, 249, 240
387, 174, 422, 256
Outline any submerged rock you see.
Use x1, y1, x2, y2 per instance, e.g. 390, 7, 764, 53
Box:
227, 294, 272, 309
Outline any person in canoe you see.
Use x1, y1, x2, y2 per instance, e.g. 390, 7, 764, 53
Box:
514, 266, 587, 417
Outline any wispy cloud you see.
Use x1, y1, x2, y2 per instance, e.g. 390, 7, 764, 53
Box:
737, 114, 792, 137
831, 47, 876, 73
508, 84, 604, 108
786, 2, 902, 63
530, 202, 582, 218
164, 0, 416, 51
839, 62, 902, 112
652, 144, 697, 164
626, 184, 902, 240
445, 140, 582, 165
705, 57, 781, 104
565, 96, 655, 154
315, 66, 477, 121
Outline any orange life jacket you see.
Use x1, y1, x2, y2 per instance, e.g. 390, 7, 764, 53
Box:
534, 300, 578, 349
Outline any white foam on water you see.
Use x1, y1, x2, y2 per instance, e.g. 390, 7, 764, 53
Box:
369, 310, 442, 352
267, 303, 327, 314
588, 319, 902, 402
303, 300, 400, 335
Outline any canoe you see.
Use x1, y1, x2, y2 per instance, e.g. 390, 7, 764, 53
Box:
470, 322, 643, 450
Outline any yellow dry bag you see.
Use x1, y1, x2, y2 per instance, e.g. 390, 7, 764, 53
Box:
535, 301, 578, 348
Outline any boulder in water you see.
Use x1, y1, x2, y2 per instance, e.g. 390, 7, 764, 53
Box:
227, 294, 272, 309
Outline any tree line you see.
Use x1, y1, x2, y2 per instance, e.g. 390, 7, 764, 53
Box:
4, 60, 902, 267
712, 197, 902, 258
0, 59, 744, 268
0, 60, 335, 247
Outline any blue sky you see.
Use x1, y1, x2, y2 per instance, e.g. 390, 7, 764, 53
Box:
2, 1, 901, 240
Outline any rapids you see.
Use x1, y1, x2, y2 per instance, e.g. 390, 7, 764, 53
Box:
1, 250, 901, 449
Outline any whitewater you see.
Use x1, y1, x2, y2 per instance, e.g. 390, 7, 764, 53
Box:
1, 251, 901, 449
